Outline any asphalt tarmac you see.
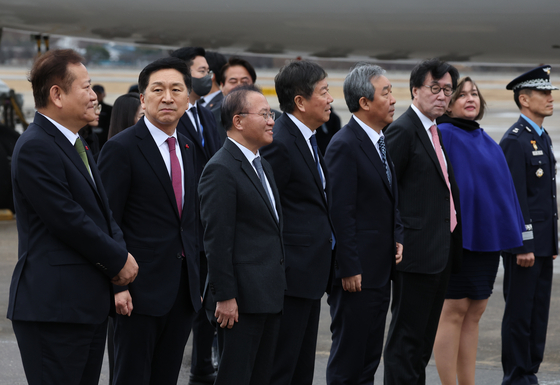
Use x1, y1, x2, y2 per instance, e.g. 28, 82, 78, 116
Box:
1, 67, 560, 383
0, 219, 559, 384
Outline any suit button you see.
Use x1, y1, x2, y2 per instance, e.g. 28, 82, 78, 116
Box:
445, 218, 450, 223
180, 227, 184, 232
280, 258, 284, 264
176, 253, 182, 259
329, 238, 333, 243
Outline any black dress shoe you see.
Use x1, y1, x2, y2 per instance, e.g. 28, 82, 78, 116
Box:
189, 372, 217, 385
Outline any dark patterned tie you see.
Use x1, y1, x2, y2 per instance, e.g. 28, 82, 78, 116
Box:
378, 135, 392, 188
253, 156, 278, 220
191, 106, 204, 147
309, 134, 325, 189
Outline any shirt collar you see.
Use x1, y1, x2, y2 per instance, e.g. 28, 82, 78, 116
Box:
144, 116, 177, 147
520, 113, 544, 136
353, 115, 383, 145
286, 113, 314, 142
202, 90, 221, 106
411, 103, 437, 131
228, 137, 260, 163
39, 112, 79, 145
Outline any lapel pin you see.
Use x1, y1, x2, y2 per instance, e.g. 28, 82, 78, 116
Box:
185, 144, 189, 149
85, 145, 89, 151
531, 140, 538, 151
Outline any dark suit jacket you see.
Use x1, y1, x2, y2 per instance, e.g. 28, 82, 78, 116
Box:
500, 116, 558, 256
8, 112, 128, 324
177, 105, 221, 167
206, 91, 223, 113
325, 117, 403, 288
260, 113, 335, 300
98, 118, 201, 316
384, 107, 462, 274
177, 106, 221, 253
198, 139, 286, 314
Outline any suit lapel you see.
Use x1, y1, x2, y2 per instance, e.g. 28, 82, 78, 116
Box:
284, 116, 327, 204
135, 122, 181, 220
179, 112, 208, 158
177, 134, 194, 221
350, 118, 393, 194
408, 108, 446, 182
225, 140, 279, 223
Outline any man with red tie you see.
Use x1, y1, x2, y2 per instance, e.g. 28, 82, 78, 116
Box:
98, 57, 201, 385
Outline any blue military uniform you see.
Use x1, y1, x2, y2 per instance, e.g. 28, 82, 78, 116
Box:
499, 65, 558, 385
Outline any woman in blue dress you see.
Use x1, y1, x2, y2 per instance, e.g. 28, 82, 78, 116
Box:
433, 77, 525, 385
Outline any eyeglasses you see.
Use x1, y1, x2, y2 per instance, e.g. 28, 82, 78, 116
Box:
424, 84, 454, 96
196, 69, 213, 77
94, 104, 102, 113
239, 111, 275, 121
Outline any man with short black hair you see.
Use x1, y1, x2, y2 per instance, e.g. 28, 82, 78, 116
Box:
199, 85, 286, 385
8, 49, 138, 385
499, 65, 558, 385
261, 60, 336, 385
383, 58, 463, 385
98, 57, 201, 385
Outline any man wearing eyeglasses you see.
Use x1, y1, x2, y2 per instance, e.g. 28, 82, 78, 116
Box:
169, 46, 222, 385
260, 60, 336, 385
382, 58, 463, 385
198, 85, 286, 385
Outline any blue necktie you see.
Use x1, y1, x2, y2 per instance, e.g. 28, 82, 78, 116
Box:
309, 134, 325, 189
191, 106, 204, 147
378, 135, 392, 188
309, 134, 335, 249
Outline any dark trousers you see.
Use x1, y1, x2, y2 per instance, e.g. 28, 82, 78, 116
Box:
270, 296, 321, 385
327, 283, 391, 385
190, 252, 216, 376
501, 253, 553, 385
113, 265, 195, 385
12, 319, 108, 385
209, 310, 281, 385
383, 258, 452, 385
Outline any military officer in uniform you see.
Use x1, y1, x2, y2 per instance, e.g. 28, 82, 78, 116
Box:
499, 65, 558, 385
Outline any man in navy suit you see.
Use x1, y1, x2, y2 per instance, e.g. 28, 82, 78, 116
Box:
8, 49, 138, 385
171, 46, 221, 385
383, 58, 462, 385
98, 57, 201, 385
324, 63, 403, 384
198, 85, 286, 385
260, 60, 336, 385
499, 65, 558, 385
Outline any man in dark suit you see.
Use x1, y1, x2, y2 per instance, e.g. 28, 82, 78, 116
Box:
98, 57, 201, 385
8, 49, 138, 385
499, 65, 558, 385
383, 58, 462, 385
324, 63, 403, 384
171, 47, 221, 385
200, 51, 227, 112
198, 85, 286, 385
212, 57, 258, 143
260, 60, 336, 385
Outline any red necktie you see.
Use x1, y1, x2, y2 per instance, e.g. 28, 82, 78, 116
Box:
429, 125, 457, 232
166, 137, 182, 218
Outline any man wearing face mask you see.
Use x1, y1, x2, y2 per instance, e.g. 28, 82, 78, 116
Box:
170, 46, 221, 385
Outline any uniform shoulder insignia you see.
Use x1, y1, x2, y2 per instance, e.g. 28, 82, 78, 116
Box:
512, 127, 519, 133
525, 125, 532, 132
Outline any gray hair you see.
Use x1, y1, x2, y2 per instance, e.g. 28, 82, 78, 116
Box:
343, 63, 386, 113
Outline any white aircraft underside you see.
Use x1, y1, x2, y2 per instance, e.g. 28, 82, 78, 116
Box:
1, 0, 559, 64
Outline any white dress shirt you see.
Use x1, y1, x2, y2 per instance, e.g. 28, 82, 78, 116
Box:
228, 137, 278, 218
144, 116, 185, 207
410, 103, 447, 169
286, 113, 326, 190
